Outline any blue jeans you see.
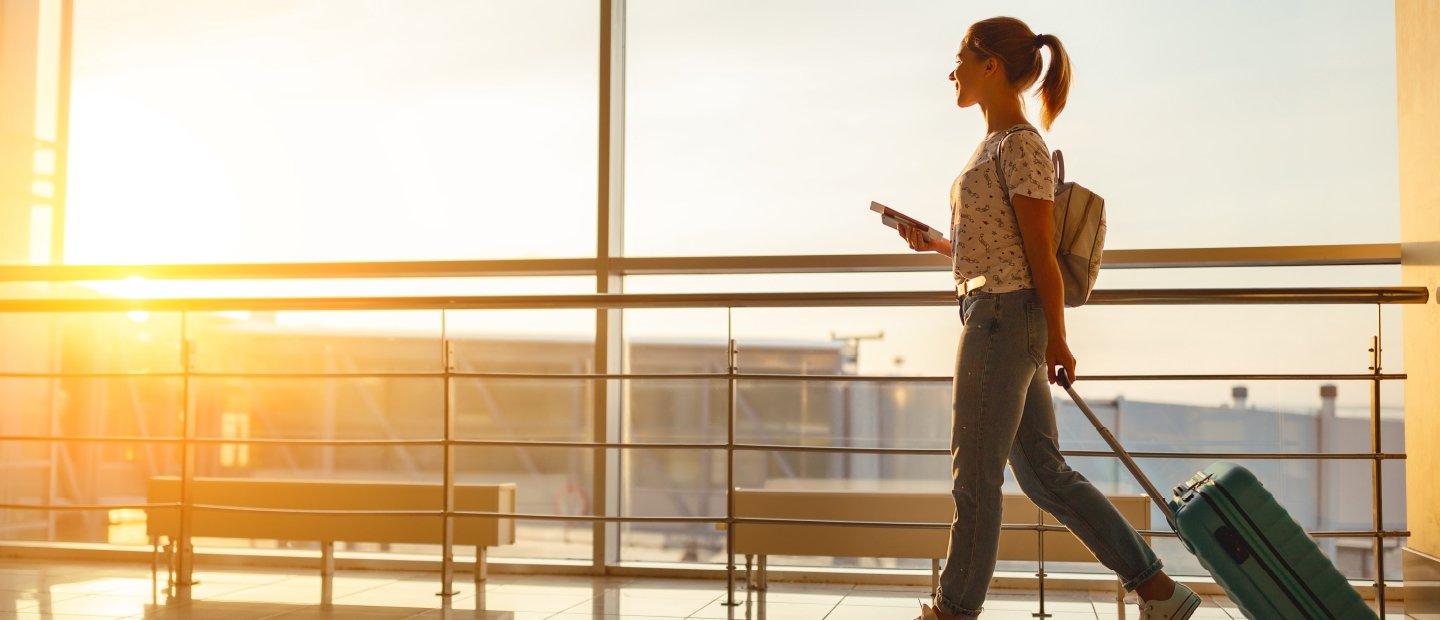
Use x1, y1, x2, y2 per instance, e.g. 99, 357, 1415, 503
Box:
934, 287, 1163, 618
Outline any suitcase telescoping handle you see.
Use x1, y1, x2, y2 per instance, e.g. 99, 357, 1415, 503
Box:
1056, 368, 1180, 532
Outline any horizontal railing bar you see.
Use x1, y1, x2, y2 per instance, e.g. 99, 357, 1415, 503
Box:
191, 505, 442, 517
1097, 288, 1425, 305
0, 372, 188, 379
4, 500, 1403, 540
732, 372, 1408, 382
0, 435, 439, 446
445, 512, 1409, 539
731, 444, 1407, 460
722, 518, 1055, 531
1059, 449, 1406, 460
1096, 244, 1402, 270
1134, 528, 1409, 539
451, 440, 724, 449
186, 438, 437, 446
621, 245, 1405, 273
0, 244, 1401, 282
0, 435, 184, 444
1063, 373, 1408, 382
729, 519, 1409, 540
0, 287, 1425, 313
450, 512, 718, 524
452, 372, 723, 380
0, 258, 599, 281
0, 436, 714, 450
1304, 530, 1412, 538
236, 439, 726, 450
0, 503, 180, 510
0, 435, 713, 449
0, 435, 1407, 460
189, 372, 443, 379
187, 506, 718, 523
0, 370, 1410, 382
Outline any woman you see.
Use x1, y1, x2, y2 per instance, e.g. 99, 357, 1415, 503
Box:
896, 16, 1201, 620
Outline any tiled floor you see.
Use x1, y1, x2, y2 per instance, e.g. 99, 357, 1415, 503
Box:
0, 560, 1410, 619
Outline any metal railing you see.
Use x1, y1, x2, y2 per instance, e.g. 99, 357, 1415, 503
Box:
0, 285, 1421, 616
0, 242, 1405, 282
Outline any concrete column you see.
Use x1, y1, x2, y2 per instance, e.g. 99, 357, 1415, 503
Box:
1396, 0, 1440, 614
0, 0, 68, 265
593, 0, 626, 575
0, 0, 43, 263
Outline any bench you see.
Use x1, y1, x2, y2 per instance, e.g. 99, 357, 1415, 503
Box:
146, 477, 516, 605
724, 484, 1150, 616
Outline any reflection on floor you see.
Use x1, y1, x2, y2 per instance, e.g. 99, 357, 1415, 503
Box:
0, 560, 1411, 619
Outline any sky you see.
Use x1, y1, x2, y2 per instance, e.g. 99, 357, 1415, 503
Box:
52, 0, 1405, 415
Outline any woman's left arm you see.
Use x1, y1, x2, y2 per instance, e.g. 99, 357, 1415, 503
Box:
1012, 194, 1075, 383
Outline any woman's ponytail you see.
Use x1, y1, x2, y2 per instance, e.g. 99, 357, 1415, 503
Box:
1034, 33, 1070, 131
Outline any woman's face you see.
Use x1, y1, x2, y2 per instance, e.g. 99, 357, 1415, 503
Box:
948, 45, 993, 109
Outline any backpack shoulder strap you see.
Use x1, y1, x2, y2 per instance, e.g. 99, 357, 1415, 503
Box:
991, 126, 1046, 283
992, 125, 1042, 201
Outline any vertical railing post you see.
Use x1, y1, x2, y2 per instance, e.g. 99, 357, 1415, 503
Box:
1034, 522, 1050, 619
44, 315, 61, 542
439, 310, 456, 597
174, 311, 195, 600
723, 309, 739, 607
1368, 307, 1386, 616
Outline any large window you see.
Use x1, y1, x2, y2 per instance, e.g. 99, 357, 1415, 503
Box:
65, 0, 598, 264
624, 1, 1398, 256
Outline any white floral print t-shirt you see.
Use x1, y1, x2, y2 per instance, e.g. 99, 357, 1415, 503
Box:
950, 123, 1056, 294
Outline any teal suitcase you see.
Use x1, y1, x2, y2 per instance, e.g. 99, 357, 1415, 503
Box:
1169, 463, 1376, 619
1057, 370, 1377, 619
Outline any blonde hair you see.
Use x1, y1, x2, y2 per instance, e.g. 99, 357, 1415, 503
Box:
961, 16, 1071, 130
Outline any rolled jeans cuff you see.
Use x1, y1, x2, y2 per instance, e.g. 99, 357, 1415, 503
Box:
933, 591, 982, 619
1121, 559, 1165, 592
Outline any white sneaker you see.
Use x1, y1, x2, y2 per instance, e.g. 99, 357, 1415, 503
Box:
1139, 583, 1202, 620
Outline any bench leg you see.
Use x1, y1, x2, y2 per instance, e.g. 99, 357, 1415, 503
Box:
162, 540, 174, 599
150, 536, 158, 602
1116, 579, 1125, 620
320, 541, 335, 608
475, 547, 487, 587
931, 559, 940, 598
758, 555, 767, 590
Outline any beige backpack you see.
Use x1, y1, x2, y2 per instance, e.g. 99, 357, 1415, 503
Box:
994, 126, 1106, 307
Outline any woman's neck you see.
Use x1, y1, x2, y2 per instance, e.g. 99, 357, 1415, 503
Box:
980, 96, 1028, 136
